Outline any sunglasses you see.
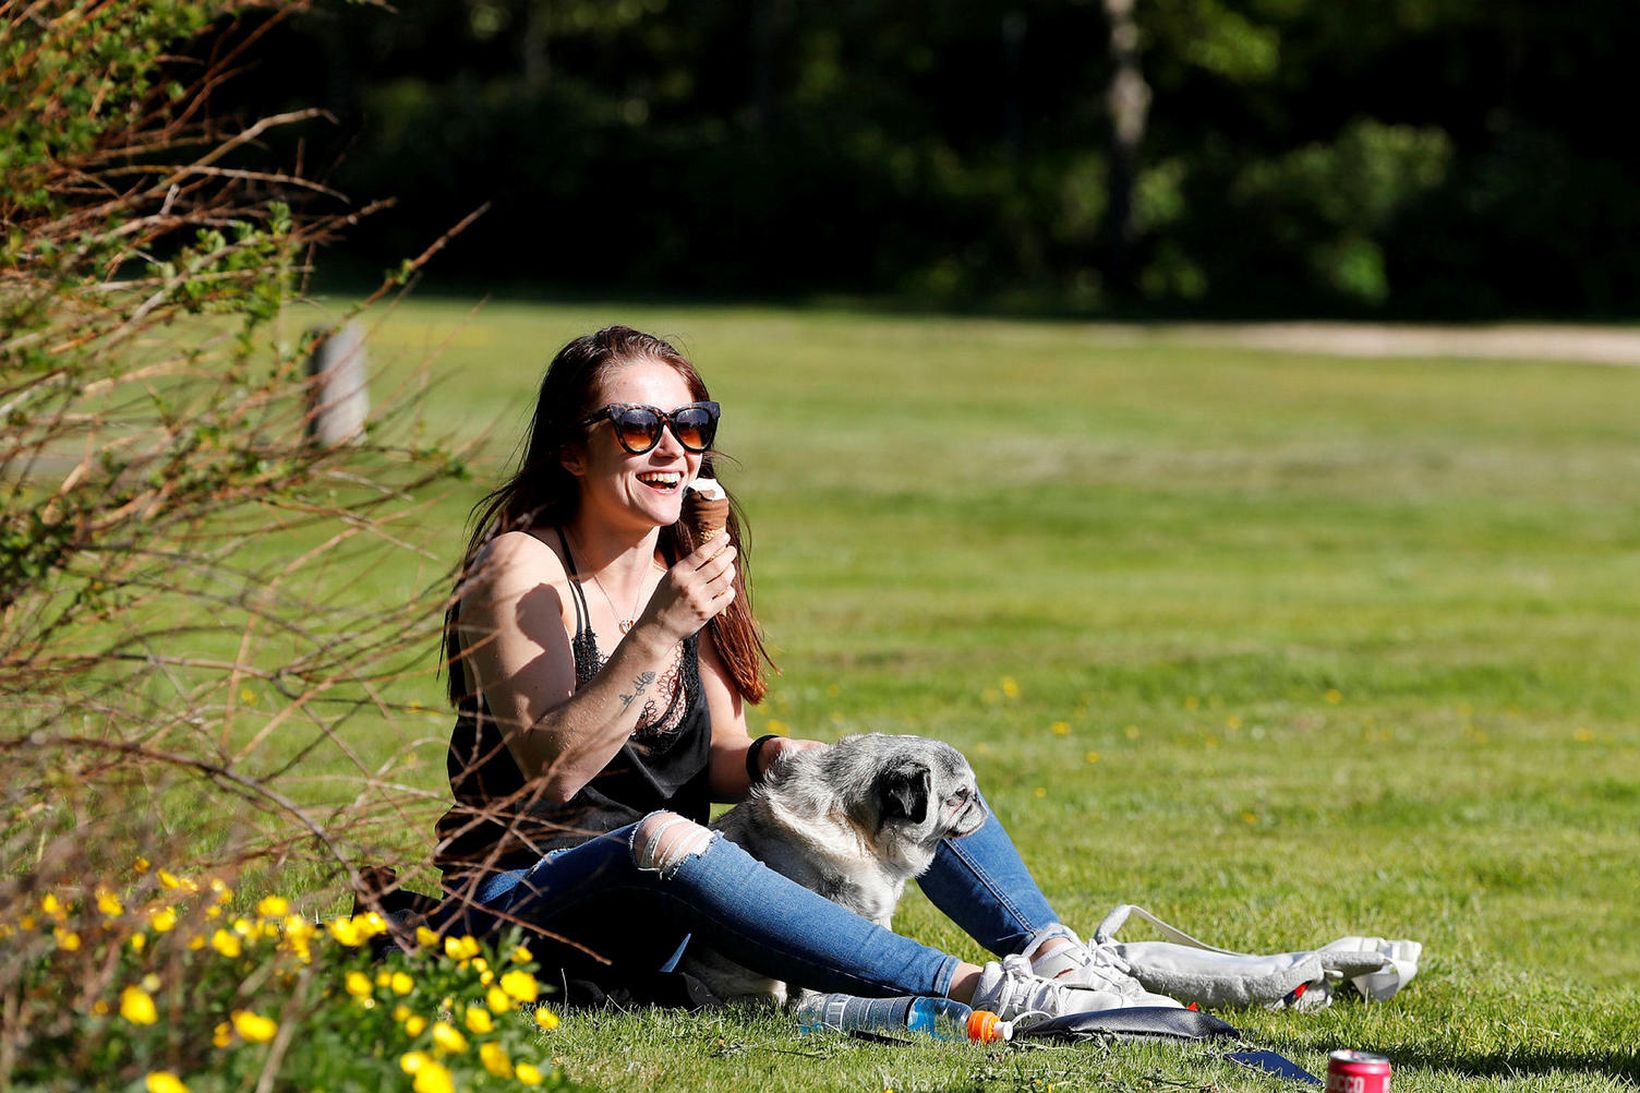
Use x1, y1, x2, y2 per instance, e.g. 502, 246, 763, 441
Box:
578, 400, 721, 454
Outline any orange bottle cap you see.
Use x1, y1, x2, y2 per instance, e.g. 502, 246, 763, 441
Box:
967, 1009, 1002, 1043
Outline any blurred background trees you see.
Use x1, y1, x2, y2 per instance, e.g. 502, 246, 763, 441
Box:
233, 0, 1637, 317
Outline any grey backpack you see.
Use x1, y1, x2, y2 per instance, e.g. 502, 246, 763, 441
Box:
1093, 904, 1423, 1011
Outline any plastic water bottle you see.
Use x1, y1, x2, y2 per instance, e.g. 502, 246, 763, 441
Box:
793, 993, 1007, 1043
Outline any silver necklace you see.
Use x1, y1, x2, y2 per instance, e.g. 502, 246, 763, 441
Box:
566, 528, 656, 635
588, 568, 643, 634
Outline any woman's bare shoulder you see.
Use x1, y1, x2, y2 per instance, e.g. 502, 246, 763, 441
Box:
463, 530, 570, 598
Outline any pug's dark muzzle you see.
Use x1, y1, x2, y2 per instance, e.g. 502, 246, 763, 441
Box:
946, 792, 987, 839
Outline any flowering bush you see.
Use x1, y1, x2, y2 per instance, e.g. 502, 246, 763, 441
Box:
0, 865, 572, 1090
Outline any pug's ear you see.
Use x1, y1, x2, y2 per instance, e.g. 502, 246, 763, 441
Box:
876, 762, 931, 825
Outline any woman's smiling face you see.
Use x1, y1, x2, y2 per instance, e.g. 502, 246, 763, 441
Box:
565, 358, 704, 530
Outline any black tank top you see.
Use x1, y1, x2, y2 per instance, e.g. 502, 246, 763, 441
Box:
433, 530, 712, 882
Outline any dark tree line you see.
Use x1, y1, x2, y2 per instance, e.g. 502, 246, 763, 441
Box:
232, 0, 1640, 317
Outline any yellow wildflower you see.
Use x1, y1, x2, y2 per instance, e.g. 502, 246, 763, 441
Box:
345, 971, 373, 998
210, 929, 241, 958
232, 917, 256, 938
415, 925, 440, 948
210, 879, 232, 904
464, 1006, 493, 1034
158, 870, 182, 890
444, 935, 480, 962
130, 932, 147, 953
213, 1021, 232, 1048
413, 1061, 454, 1093
404, 1015, 428, 1037
54, 928, 81, 951
479, 1041, 513, 1078
516, 1062, 545, 1086
487, 986, 511, 1013
533, 1006, 560, 1031
430, 1021, 467, 1054
500, 969, 539, 1003
40, 893, 65, 920
393, 1004, 411, 1022
376, 969, 393, 988
96, 888, 124, 918
145, 1072, 188, 1093
205, 906, 221, 920
186, 935, 205, 951
480, 969, 495, 985
18, 915, 35, 930
1050, 721, 1070, 736
360, 912, 388, 936
134, 856, 151, 874
120, 986, 158, 1025
510, 944, 533, 964
391, 971, 414, 996
256, 895, 289, 918
1001, 676, 1020, 698
328, 916, 367, 947
149, 906, 178, 933
230, 1010, 277, 1043
400, 1051, 430, 1074
92, 1000, 111, 1016
142, 973, 161, 992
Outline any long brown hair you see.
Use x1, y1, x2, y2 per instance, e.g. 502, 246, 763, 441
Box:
442, 326, 773, 706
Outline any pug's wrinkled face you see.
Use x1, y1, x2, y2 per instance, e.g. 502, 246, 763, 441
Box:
812, 734, 986, 864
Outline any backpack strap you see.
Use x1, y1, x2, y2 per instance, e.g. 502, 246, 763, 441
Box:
1094, 904, 1241, 954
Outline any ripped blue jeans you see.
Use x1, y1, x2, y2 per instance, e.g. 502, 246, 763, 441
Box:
433, 799, 1059, 999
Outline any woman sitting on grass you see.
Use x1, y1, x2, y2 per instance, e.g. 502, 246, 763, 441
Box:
431, 325, 1178, 1020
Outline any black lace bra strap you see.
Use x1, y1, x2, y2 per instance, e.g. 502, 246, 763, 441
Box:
554, 527, 592, 636
553, 527, 603, 688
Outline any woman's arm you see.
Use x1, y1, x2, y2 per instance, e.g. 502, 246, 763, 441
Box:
458, 531, 740, 803
700, 630, 825, 802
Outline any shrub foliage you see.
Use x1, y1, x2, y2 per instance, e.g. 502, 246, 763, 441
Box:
1, 2, 488, 1085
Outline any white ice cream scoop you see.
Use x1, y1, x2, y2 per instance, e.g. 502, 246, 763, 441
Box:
688, 477, 727, 500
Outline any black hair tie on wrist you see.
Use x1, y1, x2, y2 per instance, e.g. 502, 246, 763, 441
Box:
746, 734, 779, 786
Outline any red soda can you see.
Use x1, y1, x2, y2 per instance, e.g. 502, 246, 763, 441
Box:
1326, 1050, 1392, 1092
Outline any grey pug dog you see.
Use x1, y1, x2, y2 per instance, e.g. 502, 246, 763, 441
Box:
680, 732, 986, 1006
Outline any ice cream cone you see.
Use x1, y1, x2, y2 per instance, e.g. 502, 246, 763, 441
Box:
685, 478, 730, 545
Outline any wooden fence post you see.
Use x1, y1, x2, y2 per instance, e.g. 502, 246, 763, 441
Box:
305, 321, 369, 446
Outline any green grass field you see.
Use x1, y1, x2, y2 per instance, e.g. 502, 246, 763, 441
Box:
300, 299, 1640, 1090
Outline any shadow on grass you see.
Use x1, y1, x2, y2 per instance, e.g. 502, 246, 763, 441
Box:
1365, 1044, 1634, 1083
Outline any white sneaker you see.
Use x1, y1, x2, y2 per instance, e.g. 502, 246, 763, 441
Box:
970, 954, 1184, 1023
1022, 923, 1146, 994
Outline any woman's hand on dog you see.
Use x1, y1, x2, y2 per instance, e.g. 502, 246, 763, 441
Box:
757, 736, 826, 780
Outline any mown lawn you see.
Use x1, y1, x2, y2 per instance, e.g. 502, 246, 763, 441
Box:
289, 298, 1640, 1090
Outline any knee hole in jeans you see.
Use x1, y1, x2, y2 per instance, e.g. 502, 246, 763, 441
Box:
630, 811, 712, 879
